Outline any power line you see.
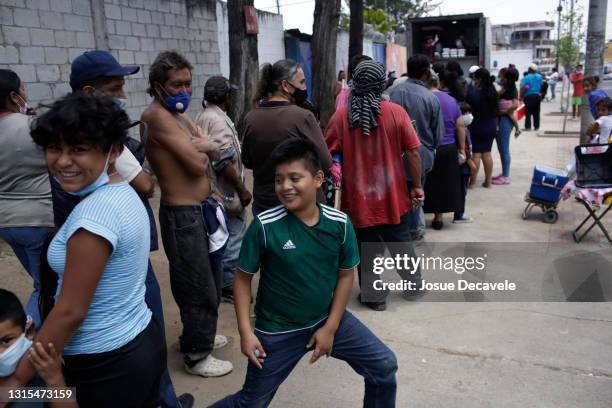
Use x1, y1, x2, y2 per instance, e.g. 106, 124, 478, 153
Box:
259, 0, 315, 11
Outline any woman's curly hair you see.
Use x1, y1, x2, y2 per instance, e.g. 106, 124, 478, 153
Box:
31, 92, 130, 152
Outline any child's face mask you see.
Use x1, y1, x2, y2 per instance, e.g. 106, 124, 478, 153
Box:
462, 114, 474, 126
0, 333, 33, 377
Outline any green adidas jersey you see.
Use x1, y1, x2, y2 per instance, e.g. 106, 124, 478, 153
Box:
238, 203, 360, 334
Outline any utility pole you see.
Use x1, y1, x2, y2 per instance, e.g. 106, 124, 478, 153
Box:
561, 0, 575, 131
562, 0, 575, 120
555, 0, 562, 70
349, 0, 364, 62
312, 0, 342, 128
276, 0, 280, 14
228, 0, 259, 135
579, 0, 608, 143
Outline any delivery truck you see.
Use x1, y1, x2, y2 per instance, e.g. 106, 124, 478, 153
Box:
405, 13, 491, 74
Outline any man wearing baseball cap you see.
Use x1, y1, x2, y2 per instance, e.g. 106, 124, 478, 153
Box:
69, 50, 139, 102
467, 65, 480, 91
63, 50, 194, 408
195, 76, 252, 304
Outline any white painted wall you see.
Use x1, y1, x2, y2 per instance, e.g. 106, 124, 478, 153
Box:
216, 1, 285, 78
491, 49, 532, 77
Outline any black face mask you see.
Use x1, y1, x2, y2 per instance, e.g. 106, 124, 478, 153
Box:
288, 83, 308, 106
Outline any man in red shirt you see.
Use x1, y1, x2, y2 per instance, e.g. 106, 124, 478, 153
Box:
570, 64, 584, 118
325, 60, 423, 311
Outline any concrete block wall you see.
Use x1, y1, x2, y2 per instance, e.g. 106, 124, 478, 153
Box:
0, 0, 95, 104
102, 0, 221, 119
216, 1, 285, 78
0, 0, 221, 121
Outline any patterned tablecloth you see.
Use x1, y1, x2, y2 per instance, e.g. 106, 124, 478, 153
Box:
561, 180, 612, 207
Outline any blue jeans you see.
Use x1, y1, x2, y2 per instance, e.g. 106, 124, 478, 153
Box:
405, 145, 434, 239
222, 212, 247, 289
550, 82, 556, 99
0, 226, 52, 329
495, 116, 513, 177
209, 311, 397, 408
145, 261, 181, 408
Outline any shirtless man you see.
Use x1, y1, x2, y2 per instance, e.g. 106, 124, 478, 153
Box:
142, 51, 233, 377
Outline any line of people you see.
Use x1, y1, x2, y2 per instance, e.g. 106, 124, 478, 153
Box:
6, 48, 603, 407
0, 50, 404, 408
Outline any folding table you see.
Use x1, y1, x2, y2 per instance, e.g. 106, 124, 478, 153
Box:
561, 180, 612, 245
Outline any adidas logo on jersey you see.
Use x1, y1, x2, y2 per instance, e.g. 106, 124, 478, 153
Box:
282, 240, 296, 250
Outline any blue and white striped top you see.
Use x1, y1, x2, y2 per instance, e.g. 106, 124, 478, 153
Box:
47, 182, 151, 355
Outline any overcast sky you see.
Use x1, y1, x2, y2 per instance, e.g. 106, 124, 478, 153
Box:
253, 0, 612, 39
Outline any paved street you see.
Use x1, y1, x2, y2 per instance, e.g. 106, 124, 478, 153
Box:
2, 101, 612, 407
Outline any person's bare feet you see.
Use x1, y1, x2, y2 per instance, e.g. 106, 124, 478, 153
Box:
482, 181, 491, 188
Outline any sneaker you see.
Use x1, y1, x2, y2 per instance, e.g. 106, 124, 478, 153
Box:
410, 231, 425, 241
214, 334, 228, 349
358, 294, 387, 311
432, 220, 443, 230
221, 287, 234, 304
178, 393, 195, 408
453, 214, 473, 223
402, 288, 428, 301
185, 355, 233, 377
492, 176, 510, 185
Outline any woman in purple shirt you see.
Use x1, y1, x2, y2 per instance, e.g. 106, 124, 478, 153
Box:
423, 70, 466, 230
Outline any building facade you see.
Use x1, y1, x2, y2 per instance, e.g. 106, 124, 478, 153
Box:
492, 21, 556, 72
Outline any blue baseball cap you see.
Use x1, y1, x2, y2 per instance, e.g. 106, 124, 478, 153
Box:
70, 50, 139, 88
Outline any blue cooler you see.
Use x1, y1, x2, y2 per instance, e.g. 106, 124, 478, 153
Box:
529, 166, 569, 203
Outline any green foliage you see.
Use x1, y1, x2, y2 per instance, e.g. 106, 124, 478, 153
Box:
557, 4, 585, 69
364, 8, 394, 34
340, 0, 438, 33
364, 0, 439, 32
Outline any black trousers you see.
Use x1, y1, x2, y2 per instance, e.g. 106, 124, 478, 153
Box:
524, 94, 541, 130
63, 320, 164, 408
159, 202, 221, 366
354, 212, 421, 302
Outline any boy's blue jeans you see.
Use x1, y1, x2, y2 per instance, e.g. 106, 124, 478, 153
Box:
209, 311, 397, 408
0, 226, 52, 329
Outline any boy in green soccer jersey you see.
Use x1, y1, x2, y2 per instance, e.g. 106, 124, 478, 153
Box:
209, 139, 397, 408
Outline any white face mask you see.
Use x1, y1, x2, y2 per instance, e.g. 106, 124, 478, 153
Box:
16, 95, 30, 115
0, 333, 33, 377
462, 114, 474, 126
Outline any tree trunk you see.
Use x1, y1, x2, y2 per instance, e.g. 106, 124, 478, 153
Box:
311, 0, 341, 128
227, 0, 259, 137
349, 0, 364, 63
579, 0, 608, 144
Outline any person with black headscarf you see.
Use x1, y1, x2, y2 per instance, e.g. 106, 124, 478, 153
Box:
325, 60, 425, 311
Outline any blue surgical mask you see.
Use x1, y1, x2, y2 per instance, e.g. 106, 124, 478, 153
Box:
0, 334, 33, 377
157, 84, 191, 113
114, 98, 128, 111
67, 149, 112, 197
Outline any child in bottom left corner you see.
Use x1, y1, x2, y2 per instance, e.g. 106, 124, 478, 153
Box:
0, 288, 77, 408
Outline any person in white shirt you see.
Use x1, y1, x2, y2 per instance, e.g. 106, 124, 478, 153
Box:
586, 97, 612, 143
548, 68, 560, 101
